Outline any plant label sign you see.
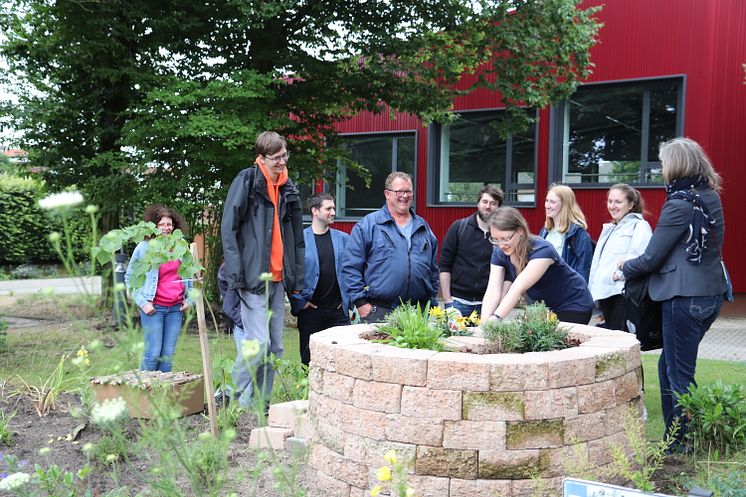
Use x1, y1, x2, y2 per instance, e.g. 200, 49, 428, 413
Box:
563, 478, 677, 497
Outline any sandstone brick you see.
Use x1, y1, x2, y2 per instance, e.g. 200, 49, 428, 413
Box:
248, 426, 292, 450
342, 403, 388, 440
285, 436, 307, 457
564, 411, 607, 443
450, 478, 513, 497
343, 432, 416, 466
479, 448, 546, 479
406, 474, 451, 497
443, 419, 506, 450
542, 444, 589, 478
463, 392, 524, 421
587, 431, 629, 466
308, 443, 369, 488
613, 369, 643, 403
268, 399, 308, 428
545, 347, 598, 388
352, 379, 402, 413
334, 343, 383, 380
593, 351, 630, 381
511, 476, 562, 497
309, 342, 336, 372
400, 386, 462, 420
604, 398, 644, 437
427, 352, 491, 391
577, 381, 616, 414
488, 354, 549, 391
308, 393, 347, 452
415, 446, 478, 479
308, 365, 324, 393
322, 371, 356, 404
305, 465, 350, 497
370, 347, 436, 386
523, 387, 578, 420
506, 419, 564, 449
385, 413, 444, 446
295, 413, 309, 439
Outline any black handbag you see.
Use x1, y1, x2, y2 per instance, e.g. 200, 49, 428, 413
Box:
622, 275, 663, 351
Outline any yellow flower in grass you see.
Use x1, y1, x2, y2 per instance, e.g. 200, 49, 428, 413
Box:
376, 465, 392, 482
547, 311, 558, 324
406, 488, 416, 497
383, 449, 398, 465
370, 485, 383, 497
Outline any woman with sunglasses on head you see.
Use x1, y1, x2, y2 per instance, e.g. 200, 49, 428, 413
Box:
481, 207, 593, 324
588, 184, 652, 332
125, 204, 192, 372
539, 184, 594, 282
621, 138, 727, 451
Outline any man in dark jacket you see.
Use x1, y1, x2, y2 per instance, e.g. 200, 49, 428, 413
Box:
221, 131, 304, 410
439, 185, 503, 316
342, 172, 439, 323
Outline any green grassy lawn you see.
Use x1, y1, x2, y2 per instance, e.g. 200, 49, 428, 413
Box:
641, 353, 746, 440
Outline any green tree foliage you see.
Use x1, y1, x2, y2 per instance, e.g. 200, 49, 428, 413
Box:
1, 0, 600, 286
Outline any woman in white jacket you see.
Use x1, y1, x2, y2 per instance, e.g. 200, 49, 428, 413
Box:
589, 184, 652, 331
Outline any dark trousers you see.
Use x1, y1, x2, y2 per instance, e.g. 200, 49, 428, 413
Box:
599, 294, 629, 332
659, 295, 722, 446
556, 309, 592, 325
297, 306, 350, 367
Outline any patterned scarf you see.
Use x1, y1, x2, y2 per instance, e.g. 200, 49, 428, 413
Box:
665, 175, 713, 264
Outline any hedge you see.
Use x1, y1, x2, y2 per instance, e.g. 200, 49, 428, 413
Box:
0, 174, 90, 265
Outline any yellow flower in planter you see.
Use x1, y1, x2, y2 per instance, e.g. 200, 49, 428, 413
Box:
370, 485, 383, 496
383, 449, 398, 465
429, 306, 445, 319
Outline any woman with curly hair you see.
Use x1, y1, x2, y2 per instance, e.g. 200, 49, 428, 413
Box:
125, 204, 191, 372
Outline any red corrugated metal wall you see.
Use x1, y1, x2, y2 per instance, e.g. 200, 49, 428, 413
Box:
331, 0, 746, 291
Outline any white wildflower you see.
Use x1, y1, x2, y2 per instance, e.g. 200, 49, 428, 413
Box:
0, 472, 31, 491
90, 397, 128, 425
38, 191, 84, 210
241, 339, 261, 360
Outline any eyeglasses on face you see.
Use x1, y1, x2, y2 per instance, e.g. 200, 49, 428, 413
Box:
385, 189, 414, 198
488, 231, 517, 246
264, 152, 290, 163
157, 223, 174, 228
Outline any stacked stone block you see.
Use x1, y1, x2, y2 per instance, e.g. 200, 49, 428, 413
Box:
306, 323, 643, 497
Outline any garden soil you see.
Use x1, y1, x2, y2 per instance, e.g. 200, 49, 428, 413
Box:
0, 294, 696, 495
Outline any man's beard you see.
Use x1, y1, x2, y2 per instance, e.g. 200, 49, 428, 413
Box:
477, 209, 491, 222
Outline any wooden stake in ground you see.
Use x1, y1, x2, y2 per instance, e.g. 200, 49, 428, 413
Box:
191, 242, 218, 436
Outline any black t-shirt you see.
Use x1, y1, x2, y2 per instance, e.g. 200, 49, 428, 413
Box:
311, 230, 342, 309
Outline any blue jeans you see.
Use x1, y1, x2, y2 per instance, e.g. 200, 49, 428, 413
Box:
659, 295, 723, 445
139, 304, 183, 372
236, 282, 286, 408
446, 300, 482, 317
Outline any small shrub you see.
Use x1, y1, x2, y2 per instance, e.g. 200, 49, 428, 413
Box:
377, 302, 444, 351
0, 313, 8, 354
0, 410, 15, 445
92, 433, 131, 465
271, 356, 309, 402
677, 380, 746, 456
482, 301, 569, 353
186, 431, 233, 496
215, 402, 244, 431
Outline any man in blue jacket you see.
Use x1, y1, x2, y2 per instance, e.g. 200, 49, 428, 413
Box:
342, 172, 439, 323
289, 193, 351, 366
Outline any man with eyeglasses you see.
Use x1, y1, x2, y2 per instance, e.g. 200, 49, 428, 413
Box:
342, 172, 439, 322
439, 185, 504, 317
221, 131, 304, 414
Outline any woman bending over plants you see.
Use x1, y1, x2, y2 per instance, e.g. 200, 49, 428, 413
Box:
481, 207, 593, 325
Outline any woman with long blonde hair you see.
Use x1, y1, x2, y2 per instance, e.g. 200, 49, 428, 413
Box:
481, 207, 593, 324
540, 184, 593, 282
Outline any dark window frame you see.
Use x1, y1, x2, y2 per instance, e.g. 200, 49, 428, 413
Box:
549, 76, 686, 188
427, 108, 539, 207
331, 130, 418, 221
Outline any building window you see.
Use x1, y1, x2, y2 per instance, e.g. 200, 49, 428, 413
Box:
554, 77, 683, 185
429, 110, 537, 205
335, 133, 416, 218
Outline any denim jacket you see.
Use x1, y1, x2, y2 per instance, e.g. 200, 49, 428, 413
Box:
289, 227, 350, 316
124, 240, 193, 309
342, 204, 439, 308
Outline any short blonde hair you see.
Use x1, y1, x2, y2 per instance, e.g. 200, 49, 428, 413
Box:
544, 184, 587, 233
659, 137, 721, 190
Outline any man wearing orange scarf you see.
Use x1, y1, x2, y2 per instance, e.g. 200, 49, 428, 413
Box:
221, 131, 304, 413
